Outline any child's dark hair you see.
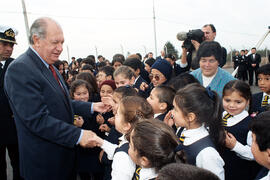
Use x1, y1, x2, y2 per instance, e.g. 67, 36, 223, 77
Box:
76, 72, 98, 94
114, 86, 138, 98
69, 79, 91, 99
131, 119, 186, 172
80, 57, 96, 68
157, 163, 220, 180
113, 65, 135, 80
222, 80, 252, 114
120, 96, 153, 134
81, 64, 94, 72
257, 64, 270, 76
99, 66, 115, 78
112, 54, 125, 65
168, 72, 200, 91
154, 85, 176, 111
97, 61, 107, 69
249, 111, 270, 151
174, 83, 225, 152
197, 41, 222, 64
123, 57, 143, 72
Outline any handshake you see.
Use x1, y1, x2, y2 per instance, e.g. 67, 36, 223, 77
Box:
79, 130, 104, 148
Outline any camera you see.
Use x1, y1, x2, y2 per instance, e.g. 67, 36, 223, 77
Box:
176, 29, 205, 51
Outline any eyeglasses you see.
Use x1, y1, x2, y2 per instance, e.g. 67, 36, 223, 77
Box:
149, 74, 162, 81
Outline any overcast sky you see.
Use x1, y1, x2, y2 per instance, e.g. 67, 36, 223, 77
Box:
1, 0, 270, 62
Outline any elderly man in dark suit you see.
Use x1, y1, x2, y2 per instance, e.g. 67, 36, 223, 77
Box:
0, 26, 23, 180
248, 47, 261, 86
4, 17, 107, 180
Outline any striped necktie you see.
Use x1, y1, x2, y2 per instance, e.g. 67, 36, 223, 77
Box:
223, 113, 233, 127
179, 133, 185, 143
262, 95, 269, 106
135, 166, 142, 180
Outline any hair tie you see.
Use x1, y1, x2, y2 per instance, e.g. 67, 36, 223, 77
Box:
174, 144, 184, 153
206, 87, 214, 100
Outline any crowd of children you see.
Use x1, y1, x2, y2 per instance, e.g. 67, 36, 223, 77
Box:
51, 44, 270, 180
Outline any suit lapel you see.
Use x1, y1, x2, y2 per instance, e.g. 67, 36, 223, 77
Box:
27, 48, 72, 114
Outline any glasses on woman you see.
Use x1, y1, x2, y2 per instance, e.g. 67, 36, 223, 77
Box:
149, 74, 162, 81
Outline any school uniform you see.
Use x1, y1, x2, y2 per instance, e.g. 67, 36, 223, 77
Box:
154, 112, 166, 122
101, 127, 122, 180
76, 114, 104, 179
221, 111, 261, 180
133, 75, 148, 90
255, 167, 270, 180
138, 168, 157, 180
250, 92, 269, 114
177, 125, 225, 180
101, 135, 136, 180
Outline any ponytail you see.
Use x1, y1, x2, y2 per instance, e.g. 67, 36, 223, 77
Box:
174, 83, 225, 152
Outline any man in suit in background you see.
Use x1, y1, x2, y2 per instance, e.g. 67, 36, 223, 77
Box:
4, 17, 108, 180
0, 26, 23, 180
248, 47, 261, 86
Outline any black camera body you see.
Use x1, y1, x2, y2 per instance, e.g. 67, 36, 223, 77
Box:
182, 29, 204, 51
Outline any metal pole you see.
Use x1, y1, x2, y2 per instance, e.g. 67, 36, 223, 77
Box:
152, 0, 158, 58
95, 46, 98, 58
21, 0, 30, 45
66, 45, 70, 63
120, 44, 124, 55
143, 45, 147, 55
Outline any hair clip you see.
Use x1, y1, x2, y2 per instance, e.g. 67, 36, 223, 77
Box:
206, 87, 214, 100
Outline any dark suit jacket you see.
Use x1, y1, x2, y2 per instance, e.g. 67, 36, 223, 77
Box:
4, 48, 93, 180
250, 92, 266, 114
133, 75, 148, 90
0, 58, 18, 144
248, 53, 261, 70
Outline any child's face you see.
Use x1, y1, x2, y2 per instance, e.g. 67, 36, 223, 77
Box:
258, 74, 270, 94
144, 63, 151, 73
128, 130, 144, 167
150, 69, 167, 87
112, 92, 121, 115
115, 103, 130, 134
73, 85, 89, 102
100, 84, 114, 98
96, 71, 107, 87
251, 133, 270, 169
113, 61, 122, 70
171, 99, 189, 128
114, 74, 134, 88
147, 88, 164, 114
222, 91, 249, 116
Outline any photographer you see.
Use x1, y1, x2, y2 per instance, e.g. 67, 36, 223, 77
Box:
179, 24, 227, 71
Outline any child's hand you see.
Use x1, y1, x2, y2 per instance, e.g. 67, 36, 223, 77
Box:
101, 96, 115, 107
96, 114, 105, 125
140, 82, 148, 91
74, 116, 84, 127
99, 124, 111, 132
108, 117, 115, 126
164, 111, 174, 127
225, 132, 237, 149
99, 150, 104, 162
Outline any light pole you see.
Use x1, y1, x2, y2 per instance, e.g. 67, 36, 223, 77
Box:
21, 0, 30, 45
152, 0, 158, 58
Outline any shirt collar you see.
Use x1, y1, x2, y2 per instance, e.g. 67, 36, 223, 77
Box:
30, 46, 49, 68
181, 125, 209, 145
222, 110, 249, 127
139, 168, 157, 180
0, 60, 6, 67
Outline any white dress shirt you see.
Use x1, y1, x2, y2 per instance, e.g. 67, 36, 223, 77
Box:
260, 170, 270, 180
223, 110, 254, 160
101, 135, 136, 180
180, 126, 225, 180
139, 168, 157, 180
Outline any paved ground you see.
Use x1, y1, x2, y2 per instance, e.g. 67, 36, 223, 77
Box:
5, 67, 260, 180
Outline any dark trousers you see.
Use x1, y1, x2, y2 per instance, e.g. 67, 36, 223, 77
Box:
248, 68, 258, 85
0, 144, 23, 180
